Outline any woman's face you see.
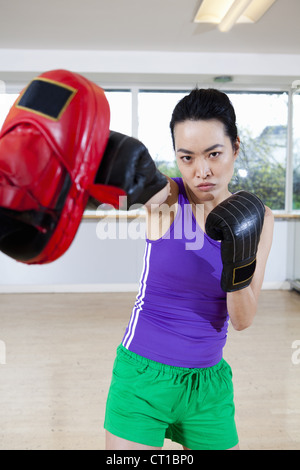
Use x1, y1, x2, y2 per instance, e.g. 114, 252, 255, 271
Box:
174, 119, 239, 205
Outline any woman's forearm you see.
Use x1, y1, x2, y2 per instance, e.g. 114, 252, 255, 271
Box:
226, 286, 257, 331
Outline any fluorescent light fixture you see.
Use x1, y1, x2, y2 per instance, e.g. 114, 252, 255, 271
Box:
219, 0, 253, 32
194, 0, 277, 32
194, 0, 234, 24
239, 0, 278, 23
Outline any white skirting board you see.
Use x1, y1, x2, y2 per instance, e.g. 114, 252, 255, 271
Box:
289, 279, 300, 293
0, 281, 291, 294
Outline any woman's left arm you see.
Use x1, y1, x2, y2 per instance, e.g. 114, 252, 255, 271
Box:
226, 206, 274, 331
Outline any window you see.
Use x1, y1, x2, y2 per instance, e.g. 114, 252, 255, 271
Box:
0, 93, 19, 128
228, 92, 288, 211
138, 90, 289, 211
104, 90, 132, 136
138, 90, 188, 176
0, 90, 132, 135
0, 86, 296, 213
293, 92, 300, 210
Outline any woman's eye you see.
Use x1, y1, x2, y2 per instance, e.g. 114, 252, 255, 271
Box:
181, 156, 192, 162
209, 152, 220, 158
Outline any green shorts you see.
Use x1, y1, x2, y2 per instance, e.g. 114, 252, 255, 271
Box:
104, 345, 239, 450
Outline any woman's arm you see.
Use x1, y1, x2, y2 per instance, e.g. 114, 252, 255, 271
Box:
226, 206, 274, 331
144, 178, 171, 209
144, 177, 179, 241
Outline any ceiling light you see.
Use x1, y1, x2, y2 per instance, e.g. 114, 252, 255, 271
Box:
219, 0, 253, 32
194, 0, 277, 32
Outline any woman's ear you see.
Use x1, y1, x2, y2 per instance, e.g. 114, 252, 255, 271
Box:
233, 136, 240, 159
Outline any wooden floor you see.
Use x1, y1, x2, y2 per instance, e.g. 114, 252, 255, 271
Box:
0, 289, 299, 450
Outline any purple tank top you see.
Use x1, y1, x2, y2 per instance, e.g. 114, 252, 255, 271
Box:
122, 178, 229, 368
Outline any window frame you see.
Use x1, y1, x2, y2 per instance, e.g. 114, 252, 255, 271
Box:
136, 86, 292, 215
290, 88, 300, 212
1, 80, 297, 215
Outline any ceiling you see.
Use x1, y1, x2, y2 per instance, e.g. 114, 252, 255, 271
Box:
0, 0, 300, 54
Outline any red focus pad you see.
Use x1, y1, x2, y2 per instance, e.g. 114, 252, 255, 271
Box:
0, 69, 125, 264
0, 124, 62, 211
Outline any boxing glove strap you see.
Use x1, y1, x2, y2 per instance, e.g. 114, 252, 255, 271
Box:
233, 257, 256, 287
222, 255, 257, 292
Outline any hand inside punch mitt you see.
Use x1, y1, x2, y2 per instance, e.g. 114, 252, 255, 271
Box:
0, 70, 167, 264
88, 130, 168, 211
205, 191, 266, 292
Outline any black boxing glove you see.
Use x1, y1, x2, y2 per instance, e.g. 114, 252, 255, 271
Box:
205, 191, 265, 292
88, 131, 168, 210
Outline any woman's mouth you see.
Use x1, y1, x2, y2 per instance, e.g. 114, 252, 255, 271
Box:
196, 183, 216, 192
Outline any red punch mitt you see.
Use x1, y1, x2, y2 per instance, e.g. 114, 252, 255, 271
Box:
0, 69, 125, 264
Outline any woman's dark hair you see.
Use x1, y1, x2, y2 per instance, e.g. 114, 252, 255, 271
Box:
170, 88, 238, 150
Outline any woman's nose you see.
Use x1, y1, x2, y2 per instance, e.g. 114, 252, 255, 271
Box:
195, 159, 212, 179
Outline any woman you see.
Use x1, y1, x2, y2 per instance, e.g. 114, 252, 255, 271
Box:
104, 88, 274, 450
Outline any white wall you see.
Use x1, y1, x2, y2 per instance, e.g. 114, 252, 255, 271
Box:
0, 49, 299, 88
0, 49, 298, 76
0, 218, 297, 293
0, 218, 146, 293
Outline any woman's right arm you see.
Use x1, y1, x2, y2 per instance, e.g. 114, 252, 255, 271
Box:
144, 177, 173, 210
145, 177, 179, 241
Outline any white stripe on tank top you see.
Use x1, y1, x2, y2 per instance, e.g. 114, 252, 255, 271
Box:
122, 242, 152, 349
